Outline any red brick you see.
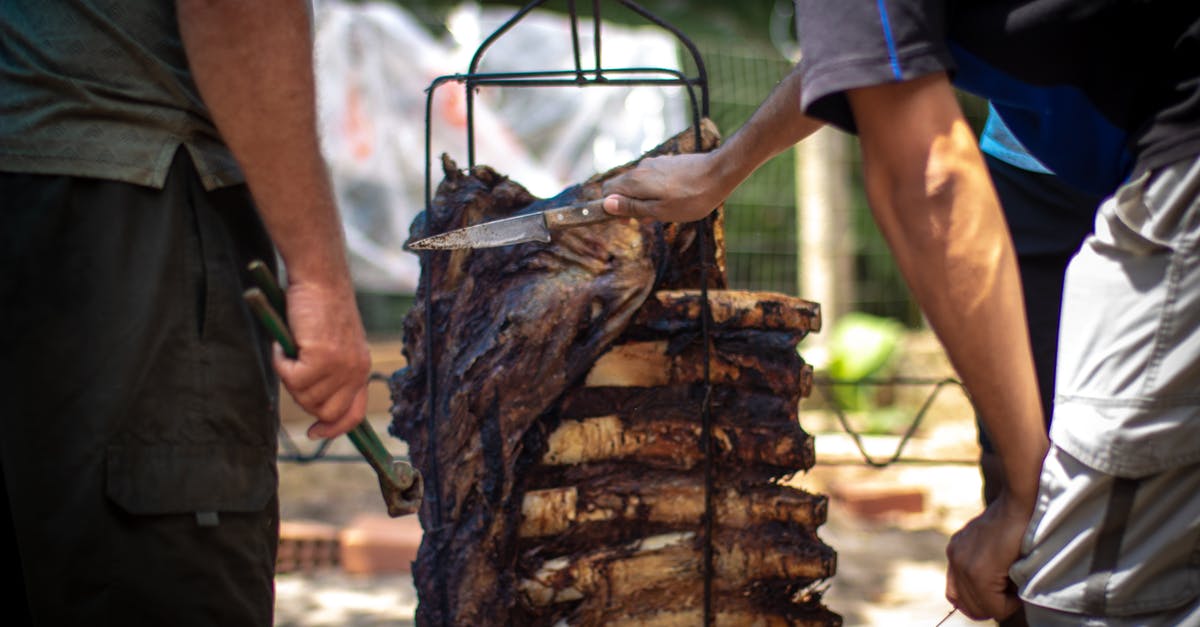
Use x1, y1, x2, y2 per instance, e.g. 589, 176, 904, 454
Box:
339, 514, 423, 575
833, 485, 926, 520
278, 519, 341, 573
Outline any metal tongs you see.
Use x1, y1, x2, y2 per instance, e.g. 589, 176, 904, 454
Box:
243, 260, 422, 517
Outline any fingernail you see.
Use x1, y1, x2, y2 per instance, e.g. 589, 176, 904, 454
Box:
602, 196, 623, 215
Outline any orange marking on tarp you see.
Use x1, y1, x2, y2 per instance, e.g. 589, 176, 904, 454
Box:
344, 85, 374, 161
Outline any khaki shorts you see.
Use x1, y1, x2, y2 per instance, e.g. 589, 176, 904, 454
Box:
1012, 446, 1200, 625
1011, 154, 1200, 624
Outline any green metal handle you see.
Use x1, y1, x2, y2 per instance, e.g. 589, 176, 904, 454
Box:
247, 259, 287, 319
243, 260, 420, 516
347, 422, 405, 487
244, 288, 297, 358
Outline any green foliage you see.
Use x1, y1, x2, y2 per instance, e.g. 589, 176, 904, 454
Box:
828, 312, 903, 381
826, 311, 904, 412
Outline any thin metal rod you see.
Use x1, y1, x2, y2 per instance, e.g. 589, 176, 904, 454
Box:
592, 0, 604, 80
466, 0, 548, 77
652, 48, 714, 623
691, 113, 716, 627
422, 77, 450, 627
278, 429, 335, 462
935, 607, 959, 627
436, 66, 698, 84
699, 230, 715, 627
468, 76, 699, 88
465, 0, 549, 166
567, 0, 584, 81
814, 377, 969, 468
619, 0, 710, 116
463, 0, 710, 164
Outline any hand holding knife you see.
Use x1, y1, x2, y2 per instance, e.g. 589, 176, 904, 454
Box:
406, 198, 611, 250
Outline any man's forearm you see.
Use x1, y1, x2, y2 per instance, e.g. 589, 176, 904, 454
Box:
178, 0, 371, 437
713, 67, 823, 190
849, 75, 1048, 502
602, 67, 823, 221
177, 0, 347, 287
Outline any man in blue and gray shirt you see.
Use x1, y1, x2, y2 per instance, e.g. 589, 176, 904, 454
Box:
602, 1, 1199, 624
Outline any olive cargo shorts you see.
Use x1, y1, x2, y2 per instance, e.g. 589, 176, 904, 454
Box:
0, 150, 281, 626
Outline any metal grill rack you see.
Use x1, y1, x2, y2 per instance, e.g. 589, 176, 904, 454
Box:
416, 1, 715, 624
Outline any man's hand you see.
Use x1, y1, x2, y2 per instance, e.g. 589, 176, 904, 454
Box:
602, 65, 821, 224
945, 492, 1034, 620
601, 152, 730, 222
272, 279, 371, 440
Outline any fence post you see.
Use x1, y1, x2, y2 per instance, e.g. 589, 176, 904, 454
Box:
795, 125, 853, 343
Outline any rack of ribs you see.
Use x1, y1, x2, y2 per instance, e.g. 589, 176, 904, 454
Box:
391, 120, 840, 626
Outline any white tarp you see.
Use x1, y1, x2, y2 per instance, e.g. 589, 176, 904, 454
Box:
314, 1, 686, 294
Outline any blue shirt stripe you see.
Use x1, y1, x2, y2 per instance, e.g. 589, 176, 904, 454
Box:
949, 42, 1133, 196
876, 0, 903, 79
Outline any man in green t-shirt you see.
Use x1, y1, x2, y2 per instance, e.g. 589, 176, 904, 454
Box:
1, 1, 371, 624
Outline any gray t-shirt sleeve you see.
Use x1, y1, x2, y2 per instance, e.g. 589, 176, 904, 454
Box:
0, 0, 244, 189
794, 0, 957, 133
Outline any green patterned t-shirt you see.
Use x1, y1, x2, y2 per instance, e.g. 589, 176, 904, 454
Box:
0, 0, 243, 189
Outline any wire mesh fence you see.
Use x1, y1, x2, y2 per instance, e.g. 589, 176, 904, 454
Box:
680, 38, 922, 325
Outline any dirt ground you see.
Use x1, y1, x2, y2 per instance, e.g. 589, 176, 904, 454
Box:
274, 332, 995, 626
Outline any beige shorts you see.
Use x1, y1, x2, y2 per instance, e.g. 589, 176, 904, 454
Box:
1011, 446, 1200, 625
1011, 154, 1200, 624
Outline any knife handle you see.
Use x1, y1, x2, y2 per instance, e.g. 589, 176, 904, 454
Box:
544, 199, 611, 229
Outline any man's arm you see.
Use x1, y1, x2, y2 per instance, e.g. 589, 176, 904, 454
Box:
846, 73, 1048, 620
602, 67, 822, 220
178, 0, 370, 440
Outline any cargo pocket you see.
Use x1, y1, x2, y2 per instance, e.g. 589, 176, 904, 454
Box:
105, 443, 275, 516
1013, 447, 1200, 617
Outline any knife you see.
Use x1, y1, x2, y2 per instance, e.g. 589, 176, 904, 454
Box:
406, 198, 611, 250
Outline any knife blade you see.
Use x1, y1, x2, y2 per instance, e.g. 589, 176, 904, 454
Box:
406, 198, 611, 250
